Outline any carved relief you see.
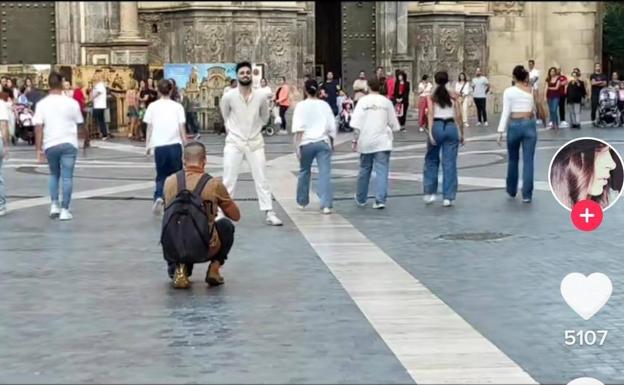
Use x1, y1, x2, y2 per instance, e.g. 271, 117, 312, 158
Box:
184, 25, 195, 62
200, 24, 227, 62
417, 25, 434, 61
491, 2, 525, 16
464, 23, 487, 76
264, 25, 292, 79
438, 26, 461, 60
234, 26, 257, 62
140, 14, 164, 65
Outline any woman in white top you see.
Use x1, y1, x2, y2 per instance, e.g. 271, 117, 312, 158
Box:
292, 79, 337, 214
497, 65, 541, 203
417, 74, 433, 131
454, 72, 471, 128
423, 71, 464, 207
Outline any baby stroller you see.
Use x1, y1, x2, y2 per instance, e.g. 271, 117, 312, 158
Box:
13, 103, 35, 145
261, 101, 277, 137
339, 97, 354, 132
596, 87, 621, 128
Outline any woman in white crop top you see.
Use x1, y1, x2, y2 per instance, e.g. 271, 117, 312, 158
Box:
422, 71, 464, 208
497, 65, 542, 203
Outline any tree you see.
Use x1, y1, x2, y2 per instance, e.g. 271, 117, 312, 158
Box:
603, 2, 624, 60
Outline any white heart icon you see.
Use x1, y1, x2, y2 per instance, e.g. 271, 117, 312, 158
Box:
561, 273, 612, 320
568, 377, 604, 385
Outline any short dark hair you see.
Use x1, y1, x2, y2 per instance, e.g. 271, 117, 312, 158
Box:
184, 141, 207, 163
368, 77, 381, 92
236, 61, 252, 73
157, 79, 172, 96
512, 65, 529, 82
48, 71, 64, 90
230, 79, 237, 86
528, 59, 535, 65
421, 74, 429, 81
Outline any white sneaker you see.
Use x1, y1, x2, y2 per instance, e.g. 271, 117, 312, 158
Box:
297, 205, 306, 211
152, 198, 164, 216
423, 194, 436, 205
443, 199, 454, 207
476, 122, 481, 127
50, 202, 61, 218
354, 194, 366, 207
59, 209, 73, 221
265, 210, 283, 226
561, 121, 569, 128
372, 202, 386, 209
484, 122, 489, 127
464, 122, 469, 128
419, 127, 424, 132
0, 207, 7, 217
548, 122, 553, 129
321, 207, 332, 215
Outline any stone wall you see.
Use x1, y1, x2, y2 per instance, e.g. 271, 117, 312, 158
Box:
138, 3, 308, 89
487, 1, 599, 114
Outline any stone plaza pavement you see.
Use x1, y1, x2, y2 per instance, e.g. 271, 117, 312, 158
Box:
2, 108, 624, 384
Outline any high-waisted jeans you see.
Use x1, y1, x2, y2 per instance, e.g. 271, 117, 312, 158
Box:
505, 118, 537, 200
423, 119, 459, 200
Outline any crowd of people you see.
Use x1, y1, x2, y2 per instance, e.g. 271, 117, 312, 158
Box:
0, 58, 621, 289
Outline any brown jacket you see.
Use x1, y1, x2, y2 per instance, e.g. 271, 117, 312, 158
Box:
164, 165, 240, 256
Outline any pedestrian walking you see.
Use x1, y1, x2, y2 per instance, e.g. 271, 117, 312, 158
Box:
454, 72, 471, 128
497, 65, 541, 203
417, 75, 433, 132
219, 61, 283, 226
352, 70, 369, 106
566, 69, 587, 129
590, 63, 608, 125
423, 71, 464, 207
163, 141, 240, 289
144, 79, 187, 216
126, 79, 140, 140
376, 66, 387, 96
321, 71, 339, 117
557, 67, 569, 128
546, 67, 561, 130
351, 77, 401, 209
0, 96, 9, 216
91, 71, 109, 140
393, 70, 410, 132
274, 76, 290, 134
292, 79, 337, 214
33, 71, 84, 221
471, 68, 489, 126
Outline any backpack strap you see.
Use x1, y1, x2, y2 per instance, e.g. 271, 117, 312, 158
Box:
192, 173, 213, 196
176, 170, 186, 193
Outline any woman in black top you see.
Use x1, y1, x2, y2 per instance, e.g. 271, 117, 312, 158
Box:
566, 69, 587, 129
393, 71, 410, 132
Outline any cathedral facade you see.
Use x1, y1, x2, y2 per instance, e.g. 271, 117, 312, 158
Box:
1, 1, 603, 110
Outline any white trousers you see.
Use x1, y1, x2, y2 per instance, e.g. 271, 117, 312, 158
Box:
460, 97, 470, 124
223, 143, 273, 211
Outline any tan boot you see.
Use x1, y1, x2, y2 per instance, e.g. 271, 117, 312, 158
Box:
172, 263, 190, 289
206, 261, 224, 287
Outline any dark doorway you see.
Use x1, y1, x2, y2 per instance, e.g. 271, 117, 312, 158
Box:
0, 2, 57, 64
315, 1, 342, 84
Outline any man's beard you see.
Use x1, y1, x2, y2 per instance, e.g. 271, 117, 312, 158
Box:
238, 78, 252, 86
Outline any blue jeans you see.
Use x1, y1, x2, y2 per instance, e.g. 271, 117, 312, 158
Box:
0, 144, 5, 210
45, 143, 78, 209
506, 118, 537, 200
423, 119, 459, 200
154, 143, 183, 200
297, 141, 333, 209
356, 151, 391, 204
547, 97, 560, 126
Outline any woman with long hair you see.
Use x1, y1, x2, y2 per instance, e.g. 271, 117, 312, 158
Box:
546, 66, 561, 129
497, 65, 540, 203
454, 72, 471, 128
393, 70, 410, 132
417, 74, 433, 132
423, 71, 464, 207
551, 139, 621, 209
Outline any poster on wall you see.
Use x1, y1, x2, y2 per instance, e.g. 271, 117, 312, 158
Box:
252, 63, 264, 89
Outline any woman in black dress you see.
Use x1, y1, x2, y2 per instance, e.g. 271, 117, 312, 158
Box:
393, 70, 410, 132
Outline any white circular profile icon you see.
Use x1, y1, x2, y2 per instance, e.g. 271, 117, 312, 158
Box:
548, 137, 624, 211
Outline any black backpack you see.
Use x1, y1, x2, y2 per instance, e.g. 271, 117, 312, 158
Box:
161, 171, 214, 264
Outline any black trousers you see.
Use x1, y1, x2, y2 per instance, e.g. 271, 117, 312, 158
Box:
93, 108, 108, 137
167, 218, 236, 278
474, 97, 487, 123
279, 105, 288, 131
559, 95, 566, 121
186, 111, 199, 134
591, 95, 599, 121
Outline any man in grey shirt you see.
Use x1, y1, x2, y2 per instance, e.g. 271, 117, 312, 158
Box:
471, 68, 490, 126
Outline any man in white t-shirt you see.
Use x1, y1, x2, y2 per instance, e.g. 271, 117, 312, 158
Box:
91, 71, 109, 140
292, 79, 337, 214
0, 98, 10, 216
143, 79, 187, 215
471, 68, 490, 126
33, 71, 84, 221
350, 77, 401, 209
220, 61, 282, 226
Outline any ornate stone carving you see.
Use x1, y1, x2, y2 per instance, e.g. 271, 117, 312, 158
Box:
140, 13, 164, 64
416, 25, 434, 61
438, 26, 461, 60
464, 24, 486, 61
200, 24, 227, 62
234, 26, 257, 62
491, 2, 525, 16
184, 25, 195, 62
264, 25, 292, 79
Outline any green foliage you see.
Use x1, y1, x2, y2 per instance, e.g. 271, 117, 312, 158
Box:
604, 2, 624, 58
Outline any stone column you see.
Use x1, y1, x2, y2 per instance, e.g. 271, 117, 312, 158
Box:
392, 1, 414, 99
118, 1, 141, 40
